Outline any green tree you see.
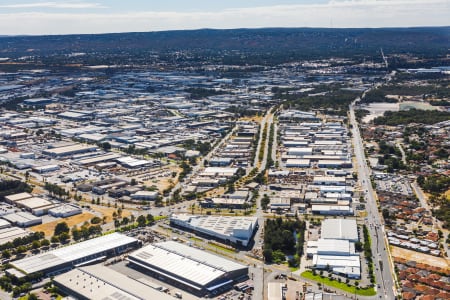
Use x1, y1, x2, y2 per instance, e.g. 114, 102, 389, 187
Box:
54, 222, 70, 236
137, 215, 147, 227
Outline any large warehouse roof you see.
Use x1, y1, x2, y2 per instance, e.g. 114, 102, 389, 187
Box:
321, 219, 358, 241
54, 265, 173, 300
128, 241, 246, 290
12, 233, 137, 274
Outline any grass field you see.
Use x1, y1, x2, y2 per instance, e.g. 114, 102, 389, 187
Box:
301, 271, 376, 296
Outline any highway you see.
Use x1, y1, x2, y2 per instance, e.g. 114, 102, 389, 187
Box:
349, 99, 398, 299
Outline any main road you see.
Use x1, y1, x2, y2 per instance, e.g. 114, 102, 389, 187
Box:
349, 99, 398, 299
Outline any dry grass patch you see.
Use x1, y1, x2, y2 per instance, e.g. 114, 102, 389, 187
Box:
30, 212, 95, 237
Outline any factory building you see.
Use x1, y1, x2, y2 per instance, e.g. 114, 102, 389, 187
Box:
48, 204, 82, 218
170, 214, 257, 247
127, 241, 248, 296
11, 233, 138, 276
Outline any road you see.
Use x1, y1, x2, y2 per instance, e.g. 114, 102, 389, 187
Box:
349, 100, 398, 299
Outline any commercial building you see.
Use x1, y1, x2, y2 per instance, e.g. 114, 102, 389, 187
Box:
11, 233, 138, 276
170, 214, 257, 247
312, 255, 360, 279
127, 241, 248, 296
54, 265, 174, 300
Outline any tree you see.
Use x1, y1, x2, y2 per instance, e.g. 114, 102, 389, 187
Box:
2, 250, 11, 259
31, 240, 41, 250
146, 214, 154, 224
41, 239, 50, 247
90, 216, 102, 224
137, 215, 146, 227
50, 236, 59, 244
28, 293, 39, 300
59, 232, 70, 243
16, 245, 27, 254
101, 142, 111, 151
54, 222, 69, 236
72, 226, 82, 241
263, 248, 273, 262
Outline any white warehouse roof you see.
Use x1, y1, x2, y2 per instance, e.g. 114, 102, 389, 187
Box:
128, 241, 247, 290
12, 233, 137, 274
54, 265, 174, 300
321, 219, 358, 241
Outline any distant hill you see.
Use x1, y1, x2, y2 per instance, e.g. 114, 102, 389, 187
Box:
0, 27, 448, 59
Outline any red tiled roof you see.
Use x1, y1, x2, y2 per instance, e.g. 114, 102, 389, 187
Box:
403, 292, 416, 300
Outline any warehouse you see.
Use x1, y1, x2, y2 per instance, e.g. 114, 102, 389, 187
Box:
0, 227, 30, 245
130, 190, 159, 201
32, 164, 60, 173
170, 214, 257, 247
48, 204, 82, 218
15, 197, 55, 216
11, 233, 138, 276
311, 205, 353, 216
287, 147, 313, 157
321, 219, 358, 242
313, 176, 346, 186
201, 167, 238, 177
4, 192, 32, 204
42, 144, 98, 157
2, 212, 42, 227
127, 241, 248, 296
54, 265, 174, 300
312, 255, 361, 279
285, 159, 310, 168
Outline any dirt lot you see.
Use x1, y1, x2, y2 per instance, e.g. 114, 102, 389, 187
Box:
391, 246, 449, 270
142, 165, 180, 193
30, 212, 96, 237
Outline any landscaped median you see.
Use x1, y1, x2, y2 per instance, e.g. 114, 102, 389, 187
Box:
301, 271, 376, 296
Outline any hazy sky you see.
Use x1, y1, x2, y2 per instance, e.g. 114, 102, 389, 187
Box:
0, 0, 449, 35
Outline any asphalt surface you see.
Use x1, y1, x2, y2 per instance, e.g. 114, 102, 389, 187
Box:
349, 100, 398, 300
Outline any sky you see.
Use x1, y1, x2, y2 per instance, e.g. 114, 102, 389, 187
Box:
0, 0, 449, 35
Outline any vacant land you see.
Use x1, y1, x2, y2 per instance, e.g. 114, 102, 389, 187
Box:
91, 206, 131, 223
30, 212, 95, 237
391, 246, 449, 270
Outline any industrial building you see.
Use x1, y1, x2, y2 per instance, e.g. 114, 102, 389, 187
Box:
2, 212, 42, 227
11, 233, 138, 276
170, 214, 258, 247
54, 265, 174, 300
0, 226, 30, 245
130, 190, 159, 201
127, 241, 248, 296
321, 219, 359, 242
308, 219, 361, 279
48, 204, 82, 218
42, 144, 98, 158
311, 205, 353, 216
